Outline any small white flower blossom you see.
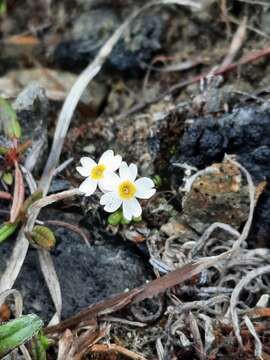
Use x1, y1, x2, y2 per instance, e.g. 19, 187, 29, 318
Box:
100, 162, 156, 221
76, 150, 122, 196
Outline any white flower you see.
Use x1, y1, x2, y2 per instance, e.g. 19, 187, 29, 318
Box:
100, 162, 156, 221
76, 150, 122, 196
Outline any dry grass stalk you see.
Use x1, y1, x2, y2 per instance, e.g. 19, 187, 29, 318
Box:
9, 162, 24, 223
90, 343, 148, 360
243, 315, 263, 359
230, 265, 270, 348
0, 191, 12, 200
221, 17, 247, 67
46, 220, 90, 247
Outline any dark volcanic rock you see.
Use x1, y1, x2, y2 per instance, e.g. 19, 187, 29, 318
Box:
53, 9, 167, 74
172, 105, 270, 247
249, 186, 270, 248
174, 106, 270, 182
0, 212, 151, 321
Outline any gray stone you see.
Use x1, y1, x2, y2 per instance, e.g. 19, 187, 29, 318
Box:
53, 7, 168, 74
0, 211, 151, 321
13, 82, 49, 172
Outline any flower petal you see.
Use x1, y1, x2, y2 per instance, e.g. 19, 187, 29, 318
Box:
123, 199, 142, 220
99, 150, 122, 171
76, 166, 89, 177
99, 171, 120, 192
119, 162, 129, 179
80, 157, 96, 170
77, 157, 96, 177
79, 178, 97, 196
129, 164, 137, 181
100, 192, 122, 212
107, 154, 122, 172
119, 162, 135, 181
135, 177, 156, 199
137, 188, 156, 199
99, 150, 114, 165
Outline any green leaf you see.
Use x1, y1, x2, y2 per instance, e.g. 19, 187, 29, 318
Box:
0, 0, 6, 15
0, 314, 43, 357
0, 222, 18, 244
2, 172, 13, 186
0, 145, 8, 155
0, 97, 22, 139
108, 210, 140, 225
152, 175, 162, 188
38, 333, 51, 350
132, 216, 142, 223
31, 333, 51, 360
31, 225, 56, 250
108, 209, 123, 225
120, 216, 131, 225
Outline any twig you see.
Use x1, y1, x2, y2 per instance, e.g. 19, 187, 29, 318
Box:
28, 188, 81, 214
20, 165, 37, 193
229, 14, 270, 39
0, 155, 36, 294
191, 222, 240, 258
189, 312, 205, 360
39, 249, 62, 325
46, 220, 90, 246
57, 330, 74, 360
100, 316, 146, 327
74, 325, 109, 359
0, 191, 12, 200
199, 314, 215, 354
246, 307, 270, 319
226, 156, 256, 251
90, 344, 147, 360
235, 0, 270, 5
221, 17, 247, 67
9, 162, 25, 223
142, 57, 203, 73
53, 158, 74, 176
230, 265, 270, 347
243, 315, 263, 359
170, 295, 229, 315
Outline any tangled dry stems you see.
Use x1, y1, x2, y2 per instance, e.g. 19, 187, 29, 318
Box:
147, 156, 270, 359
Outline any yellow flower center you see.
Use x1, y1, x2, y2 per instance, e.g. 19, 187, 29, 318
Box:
118, 180, 137, 200
90, 164, 106, 180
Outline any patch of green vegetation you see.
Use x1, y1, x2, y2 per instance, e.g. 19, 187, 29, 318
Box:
0, 0, 6, 15
0, 314, 43, 357
108, 209, 142, 226
152, 174, 162, 188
